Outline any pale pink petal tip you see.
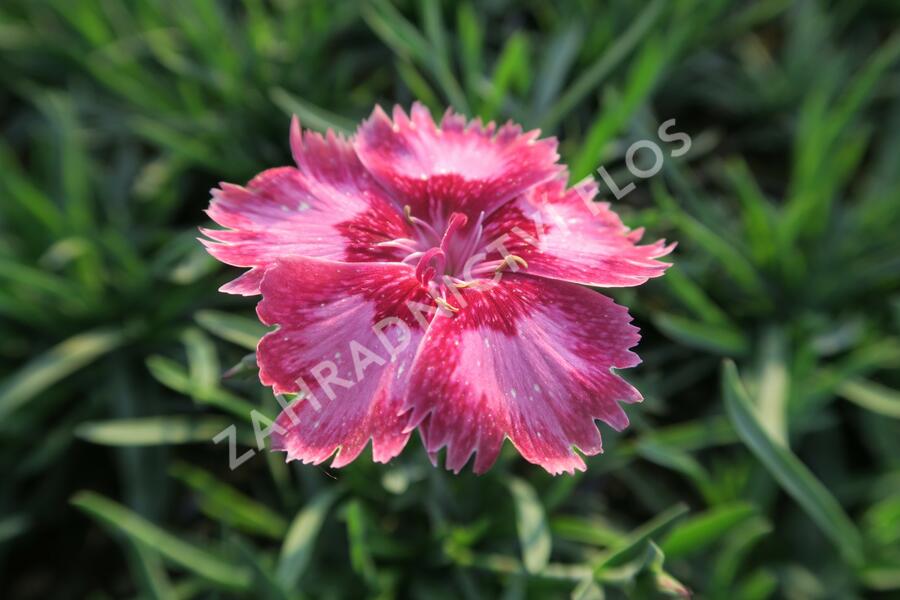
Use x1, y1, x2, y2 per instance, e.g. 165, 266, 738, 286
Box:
257, 256, 431, 468
354, 101, 563, 219
405, 275, 643, 476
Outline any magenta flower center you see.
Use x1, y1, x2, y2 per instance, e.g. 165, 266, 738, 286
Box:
381, 205, 520, 309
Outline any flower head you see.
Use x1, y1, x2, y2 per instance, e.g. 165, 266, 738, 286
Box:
202, 103, 673, 475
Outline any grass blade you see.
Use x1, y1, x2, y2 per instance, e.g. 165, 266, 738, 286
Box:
76, 416, 245, 446
539, 0, 665, 130
661, 503, 756, 559
593, 504, 688, 576
71, 491, 251, 590
277, 490, 339, 587
722, 360, 864, 565
507, 477, 552, 574
838, 379, 900, 419
653, 313, 748, 356
269, 87, 355, 134
0, 328, 126, 417
170, 462, 288, 539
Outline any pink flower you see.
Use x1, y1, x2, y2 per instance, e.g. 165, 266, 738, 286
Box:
202, 103, 673, 475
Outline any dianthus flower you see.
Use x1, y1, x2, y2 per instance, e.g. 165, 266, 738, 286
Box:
202, 103, 672, 474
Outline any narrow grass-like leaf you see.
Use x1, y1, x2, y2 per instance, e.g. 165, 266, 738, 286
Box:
653, 313, 748, 356
76, 416, 247, 446
397, 60, 442, 114
593, 504, 688, 576
481, 32, 529, 121
539, 0, 665, 130
722, 360, 864, 565
756, 327, 789, 446
269, 87, 354, 134
530, 23, 583, 117
182, 328, 220, 391
636, 439, 712, 497
838, 379, 900, 419
170, 462, 288, 539
71, 491, 251, 590
343, 499, 377, 584
507, 477, 552, 574
126, 541, 176, 600
364, 0, 468, 112
861, 567, 900, 591
653, 181, 767, 298
571, 37, 667, 179
277, 490, 339, 588
710, 517, 773, 593
721, 158, 776, 265
146, 355, 257, 421
195, 309, 268, 351
661, 503, 756, 558
455, 2, 483, 102
0, 328, 125, 417
662, 264, 733, 326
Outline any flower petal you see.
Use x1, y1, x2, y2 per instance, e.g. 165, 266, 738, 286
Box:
481, 177, 674, 287
406, 274, 642, 475
257, 256, 433, 467
203, 119, 411, 295
354, 103, 562, 220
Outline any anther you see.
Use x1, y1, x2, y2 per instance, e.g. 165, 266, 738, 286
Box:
495, 254, 528, 273
434, 296, 460, 313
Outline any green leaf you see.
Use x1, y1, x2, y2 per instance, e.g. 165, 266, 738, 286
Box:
269, 87, 355, 134
838, 379, 900, 419
756, 327, 789, 446
277, 490, 339, 588
481, 32, 530, 121
507, 477, 552, 574
540, 0, 665, 130
710, 517, 773, 592
343, 499, 377, 584
551, 515, 624, 548
397, 60, 442, 114
71, 491, 251, 590
571, 37, 667, 180
531, 23, 583, 117
363, 0, 468, 112
0, 328, 126, 417
170, 462, 288, 539
182, 328, 220, 391
456, 2, 484, 101
653, 181, 767, 298
721, 158, 776, 265
653, 313, 748, 356
594, 504, 688, 577
661, 503, 756, 558
861, 567, 900, 591
661, 264, 733, 327
76, 416, 246, 446
635, 439, 711, 496
126, 541, 176, 600
146, 355, 257, 421
195, 309, 267, 351
722, 360, 864, 565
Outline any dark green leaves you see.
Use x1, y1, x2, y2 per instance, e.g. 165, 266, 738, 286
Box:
71, 491, 252, 590
722, 360, 864, 565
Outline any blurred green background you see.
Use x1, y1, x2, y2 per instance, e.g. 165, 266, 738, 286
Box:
2, 0, 899, 598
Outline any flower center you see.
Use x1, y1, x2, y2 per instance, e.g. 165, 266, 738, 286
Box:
378, 206, 528, 312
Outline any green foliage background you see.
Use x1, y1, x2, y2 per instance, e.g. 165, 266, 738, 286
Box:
1, 0, 899, 598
